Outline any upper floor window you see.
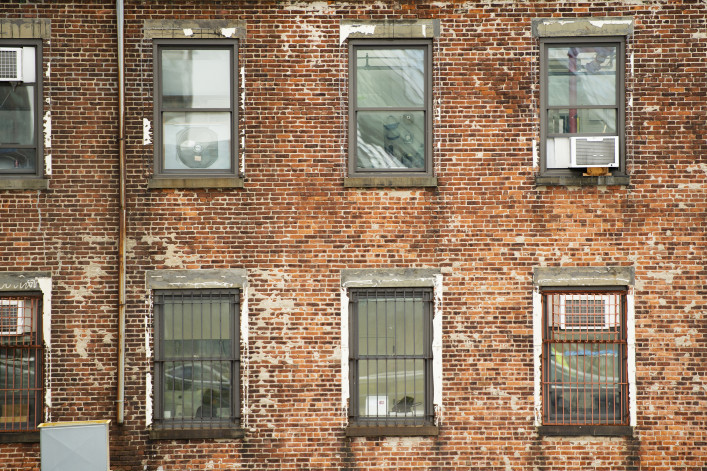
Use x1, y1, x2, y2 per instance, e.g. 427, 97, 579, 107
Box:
153, 40, 238, 177
540, 37, 625, 178
348, 288, 434, 427
348, 40, 433, 179
153, 289, 241, 434
0, 41, 43, 178
542, 289, 628, 426
0, 294, 43, 433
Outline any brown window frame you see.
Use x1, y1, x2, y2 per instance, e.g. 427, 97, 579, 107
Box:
348, 39, 434, 180
541, 287, 629, 427
0, 39, 44, 179
152, 39, 239, 179
539, 36, 627, 181
0, 293, 43, 434
152, 289, 241, 437
348, 288, 434, 428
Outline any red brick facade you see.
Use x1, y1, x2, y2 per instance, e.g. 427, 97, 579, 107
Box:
0, 1, 705, 470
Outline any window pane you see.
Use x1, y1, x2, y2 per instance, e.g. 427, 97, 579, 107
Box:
357, 293, 425, 355
356, 111, 425, 170
162, 298, 231, 359
547, 46, 617, 107
547, 109, 617, 135
162, 360, 232, 420
356, 48, 425, 108
0, 84, 35, 146
357, 359, 425, 419
161, 49, 231, 108
162, 111, 231, 170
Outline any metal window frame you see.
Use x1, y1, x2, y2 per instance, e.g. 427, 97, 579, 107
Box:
0, 39, 43, 178
152, 39, 238, 177
153, 289, 240, 430
541, 287, 629, 426
539, 36, 626, 177
0, 293, 43, 433
348, 39, 434, 178
348, 287, 434, 426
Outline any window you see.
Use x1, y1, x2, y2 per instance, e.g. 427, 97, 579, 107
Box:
0, 41, 43, 177
542, 289, 628, 426
153, 290, 240, 432
154, 40, 238, 177
348, 40, 433, 179
540, 37, 625, 177
0, 294, 43, 433
348, 288, 433, 426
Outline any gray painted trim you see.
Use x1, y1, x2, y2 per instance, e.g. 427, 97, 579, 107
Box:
0, 19, 51, 39
0, 272, 51, 291
144, 20, 246, 39
149, 428, 245, 440
346, 425, 438, 437
147, 177, 244, 189
538, 425, 633, 437
0, 178, 50, 190
340, 19, 440, 40
533, 266, 634, 287
535, 175, 630, 187
146, 269, 247, 290
341, 268, 441, 288
532, 17, 634, 38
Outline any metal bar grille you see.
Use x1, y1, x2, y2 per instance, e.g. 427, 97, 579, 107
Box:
542, 289, 628, 425
0, 294, 42, 432
349, 288, 433, 426
154, 289, 239, 430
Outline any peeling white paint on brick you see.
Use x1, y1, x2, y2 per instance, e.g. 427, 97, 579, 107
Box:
45, 154, 51, 175
340, 286, 350, 412
145, 372, 153, 427
43, 111, 51, 148
143, 118, 152, 145
241, 284, 250, 429
183, 28, 193, 37
221, 27, 236, 38
627, 290, 636, 427
340, 24, 376, 44
432, 273, 443, 422
588, 19, 634, 28
38, 276, 52, 409
532, 288, 542, 426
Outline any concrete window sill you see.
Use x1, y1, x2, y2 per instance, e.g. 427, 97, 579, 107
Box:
346, 424, 438, 437
149, 427, 245, 440
538, 425, 633, 437
0, 178, 49, 190
0, 431, 40, 443
535, 174, 630, 187
344, 176, 437, 188
148, 176, 244, 189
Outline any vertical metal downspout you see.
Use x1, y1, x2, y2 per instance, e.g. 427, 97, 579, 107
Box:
117, 0, 126, 425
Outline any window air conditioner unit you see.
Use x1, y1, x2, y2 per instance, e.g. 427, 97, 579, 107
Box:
0, 48, 23, 82
0, 299, 25, 335
569, 136, 619, 168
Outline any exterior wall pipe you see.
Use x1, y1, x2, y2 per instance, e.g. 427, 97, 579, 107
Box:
116, 0, 126, 425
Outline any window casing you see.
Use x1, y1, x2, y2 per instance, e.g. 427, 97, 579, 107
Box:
348, 40, 433, 178
153, 289, 240, 430
153, 40, 238, 177
540, 37, 625, 177
0, 40, 43, 178
0, 294, 43, 433
349, 288, 434, 426
542, 288, 628, 426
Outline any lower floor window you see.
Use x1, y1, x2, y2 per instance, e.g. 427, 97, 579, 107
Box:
542, 289, 628, 425
153, 289, 240, 429
348, 288, 433, 425
0, 294, 43, 432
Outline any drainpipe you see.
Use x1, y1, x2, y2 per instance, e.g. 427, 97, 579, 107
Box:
117, 0, 126, 425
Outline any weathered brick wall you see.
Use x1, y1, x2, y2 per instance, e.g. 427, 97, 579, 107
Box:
0, 1, 705, 470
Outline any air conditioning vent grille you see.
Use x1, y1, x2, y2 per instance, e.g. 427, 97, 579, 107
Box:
0, 48, 22, 81
570, 136, 619, 168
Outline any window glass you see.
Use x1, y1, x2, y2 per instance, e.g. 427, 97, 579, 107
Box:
161, 49, 231, 108
162, 111, 231, 170
0, 45, 40, 175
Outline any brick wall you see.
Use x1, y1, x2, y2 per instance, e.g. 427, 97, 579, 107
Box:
0, 1, 705, 470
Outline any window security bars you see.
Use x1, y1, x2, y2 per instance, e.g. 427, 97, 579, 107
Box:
349, 288, 433, 426
542, 289, 628, 426
0, 295, 42, 432
154, 290, 240, 430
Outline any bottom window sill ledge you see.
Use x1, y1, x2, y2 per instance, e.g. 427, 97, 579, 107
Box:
0, 178, 49, 190
149, 427, 245, 440
344, 176, 438, 188
538, 425, 633, 437
0, 431, 40, 443
148, 176, 245, 189
535, 174, 630, 187
346, 424, 438, 437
